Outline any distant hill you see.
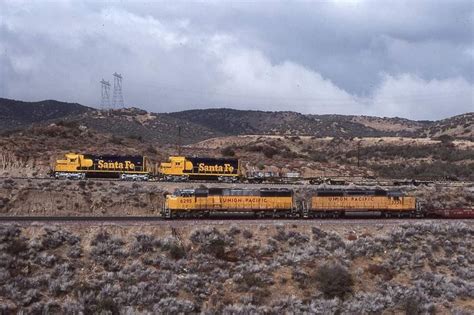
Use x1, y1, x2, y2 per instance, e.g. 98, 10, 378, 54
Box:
0, 98, 92, 130
422, 113, 473, 139
0, 98, 472, 143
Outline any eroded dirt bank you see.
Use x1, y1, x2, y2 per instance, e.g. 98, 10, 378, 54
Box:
0, 178, 472, 216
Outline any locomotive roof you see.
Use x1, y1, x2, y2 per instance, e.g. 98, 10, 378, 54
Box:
184, 156, 239, 161
314, 189, 404, 197
173, 187, 292, 197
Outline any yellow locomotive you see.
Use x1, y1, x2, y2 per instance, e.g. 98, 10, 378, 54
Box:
306, 189, 419, 218
159, 156, 240, 182
54, 153, 152, 180
162, 188, 295, 218
163, 188, 420, 219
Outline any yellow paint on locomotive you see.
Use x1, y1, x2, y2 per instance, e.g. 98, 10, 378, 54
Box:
166, 195, 293, 212
159, 156, 239, 178
159, 156, 193, 176
54, 153, 93, 172
310, 195, 416, 212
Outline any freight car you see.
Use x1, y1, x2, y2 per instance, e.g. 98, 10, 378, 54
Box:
54, 153, 152, 180
158, 156, 240, 182
162, 188, 295, 218
304, 189, 421, 218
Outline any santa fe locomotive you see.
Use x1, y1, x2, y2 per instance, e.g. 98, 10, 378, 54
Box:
53, 153, 240, 182
53, 153, 152, 180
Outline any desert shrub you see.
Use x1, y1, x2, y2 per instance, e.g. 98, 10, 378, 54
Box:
190, 228, 233, 259
366, 264, 393, 280
372, 162, 474, 181
56, 120, 79, 128
221, 146, 236, 157
41, 227, 80, 249
131, 234, 157, 253
274, 226, 309, 245
153, 298, 196, 313
311, 227, 328, 239
315, 263, 354, 299
90, 231, 127, 270
404, 296, 422, 315
110, 135, 123, 145
67, 244, 82, 258
146, 145, 158, 154
242, 229, 253, 239
262, 146, 278, 159
310, 151, 328, 163
6, 238, 28, 255
127, 134, 143, 142
169, 243, 186, 260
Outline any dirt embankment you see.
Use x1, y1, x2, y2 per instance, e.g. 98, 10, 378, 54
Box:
0, 178, 472, 216
0, 179, 165, 216
0, 222, 473, 313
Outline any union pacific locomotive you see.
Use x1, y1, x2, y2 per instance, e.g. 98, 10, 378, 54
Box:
161, 188, 422, 219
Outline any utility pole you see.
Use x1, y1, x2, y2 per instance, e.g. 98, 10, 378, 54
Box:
357, 141, 361, 168
177, 126, 182, 156
100, 79, 111, 109
112, 72, 124, 108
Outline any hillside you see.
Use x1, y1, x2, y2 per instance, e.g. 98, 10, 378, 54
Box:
423, 113, 474, 139
1, 98, 472, 143
0, 98, 92, 131
69, 108, 222, 144
1, 222, 473, 313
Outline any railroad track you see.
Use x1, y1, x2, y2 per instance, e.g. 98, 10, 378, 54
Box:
0, 176, 472, 188
0, 216, 472, 226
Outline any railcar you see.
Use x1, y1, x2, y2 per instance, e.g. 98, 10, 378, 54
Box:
162, 188, 295, 218
54, 153, 152, 180
305, 189, 421, 218
158, 156, 240, 182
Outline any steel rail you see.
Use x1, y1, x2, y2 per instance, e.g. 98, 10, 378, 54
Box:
0, 216, 472, 223
0, 176, 471, 187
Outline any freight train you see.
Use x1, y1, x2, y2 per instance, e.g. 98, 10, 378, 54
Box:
161, 188, 423, 219
51, 153, 465, 187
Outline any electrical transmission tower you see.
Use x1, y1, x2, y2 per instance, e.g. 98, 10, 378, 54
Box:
112, 72, 124, 108
100, 79, 111, 109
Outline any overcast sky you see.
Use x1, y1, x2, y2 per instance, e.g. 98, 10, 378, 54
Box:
1, 0, 473, 120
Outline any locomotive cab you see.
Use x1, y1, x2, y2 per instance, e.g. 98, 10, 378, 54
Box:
158, 156, 193, 180
54, 153, 93, 172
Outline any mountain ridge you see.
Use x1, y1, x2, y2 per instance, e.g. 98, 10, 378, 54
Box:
0, 98, 472, 142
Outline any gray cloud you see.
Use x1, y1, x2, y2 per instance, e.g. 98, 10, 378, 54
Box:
0, 0, 472, 120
